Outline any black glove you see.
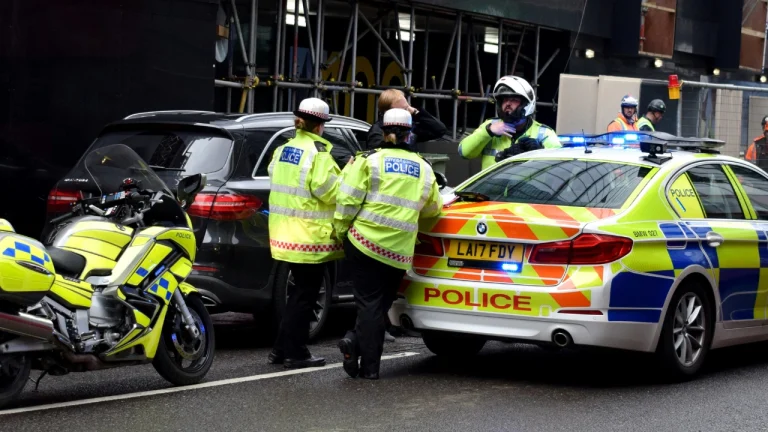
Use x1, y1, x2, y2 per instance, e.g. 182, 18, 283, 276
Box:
495, 144, 522, 163
517, 137, 544, 152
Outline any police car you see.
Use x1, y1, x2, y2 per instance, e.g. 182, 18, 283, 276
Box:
391, 131, 768, 377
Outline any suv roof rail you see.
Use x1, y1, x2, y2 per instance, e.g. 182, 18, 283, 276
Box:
124, 110, 217, 120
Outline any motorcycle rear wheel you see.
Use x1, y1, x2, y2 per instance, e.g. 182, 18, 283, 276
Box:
152, 295, 215, 386
0, 353, 31, 409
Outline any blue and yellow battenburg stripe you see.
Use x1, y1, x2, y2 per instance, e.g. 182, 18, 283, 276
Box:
2, 241, 51, 267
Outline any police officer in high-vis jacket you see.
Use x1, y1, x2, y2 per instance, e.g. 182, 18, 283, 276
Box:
458, 75, 561, 170
335, 108, 443, 380
267, 97, 343, 369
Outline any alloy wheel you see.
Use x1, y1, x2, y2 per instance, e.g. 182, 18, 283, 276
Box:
672, 292, 706, 367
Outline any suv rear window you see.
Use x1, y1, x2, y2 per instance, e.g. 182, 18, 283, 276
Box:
89, 127, 233, 176
462, 159, 654, 208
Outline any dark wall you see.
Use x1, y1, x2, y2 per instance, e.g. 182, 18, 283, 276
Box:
0, 0, 218, 236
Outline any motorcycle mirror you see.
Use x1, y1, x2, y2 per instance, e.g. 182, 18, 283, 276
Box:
435, 171, 448, 191
176, 173, 207, 208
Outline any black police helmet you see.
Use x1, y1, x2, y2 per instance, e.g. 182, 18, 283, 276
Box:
647, 99, 666, 114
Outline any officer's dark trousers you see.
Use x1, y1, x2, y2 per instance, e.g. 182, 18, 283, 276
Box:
344, 241, 406, 375
274, 262, 325, 359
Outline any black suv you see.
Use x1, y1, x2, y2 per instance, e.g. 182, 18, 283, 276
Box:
45, 110, 373, 340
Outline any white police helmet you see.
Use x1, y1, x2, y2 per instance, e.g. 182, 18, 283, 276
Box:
492, 75, 536, 123
382, 108, 412, 129
294, 97, 331, 122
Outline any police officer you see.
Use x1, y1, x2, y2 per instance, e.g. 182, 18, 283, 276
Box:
267, 97, 343, 369
636, 99, 666, 131
458, 75, 561, 170
746, 115, 768, 171
334, 108, 443, 380
366, 89, 447, 151
607, 95, 640, 132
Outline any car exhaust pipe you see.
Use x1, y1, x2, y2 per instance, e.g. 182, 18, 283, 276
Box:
0, 311, 54, 342
552, 329, 573, 348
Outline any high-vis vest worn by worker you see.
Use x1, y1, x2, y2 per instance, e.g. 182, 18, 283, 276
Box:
268, 99, 343, 264
636, 116, 655, 131
334, 109, 443, 270
458, 119, 561, 170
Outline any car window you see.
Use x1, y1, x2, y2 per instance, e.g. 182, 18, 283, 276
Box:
348, 128, 369, 150
324, 127, 356, 168
729, 164, 768, 220
460, 159, 655, 208
686, 164, 744, 220
254, 129, 295, 177
90, 128, 233, 176
235, 128, 281, 177
666, 172, 705, 218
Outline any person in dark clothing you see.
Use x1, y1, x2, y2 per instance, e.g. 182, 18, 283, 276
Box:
366, 89, 447, 151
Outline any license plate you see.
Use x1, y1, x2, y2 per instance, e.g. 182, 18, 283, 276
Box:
447, 240, 524, 263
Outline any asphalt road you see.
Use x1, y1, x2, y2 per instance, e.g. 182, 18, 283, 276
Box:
2, 308, 768, 432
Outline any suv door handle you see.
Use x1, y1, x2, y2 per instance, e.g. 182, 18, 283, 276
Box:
705, 231, 724, 248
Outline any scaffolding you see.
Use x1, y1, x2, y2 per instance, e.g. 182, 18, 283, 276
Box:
214, 0, 559, 139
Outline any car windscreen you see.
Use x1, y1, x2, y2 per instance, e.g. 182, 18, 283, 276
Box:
88, 126, 233, 177
459, 159, 654, 208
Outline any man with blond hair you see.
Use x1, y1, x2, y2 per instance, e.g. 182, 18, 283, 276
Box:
366, 89, 446, 150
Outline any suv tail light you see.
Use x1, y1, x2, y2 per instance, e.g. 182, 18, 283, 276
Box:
189, 192, 262, 221
414, 233, 444, 257
47, 188, 81, 213
529, 233, 633, 265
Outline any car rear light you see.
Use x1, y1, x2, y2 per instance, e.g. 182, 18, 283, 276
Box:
189, 192, 262, 221
47, 188, 81, 213
414, 233, 444, 257
529, 233, 632, 265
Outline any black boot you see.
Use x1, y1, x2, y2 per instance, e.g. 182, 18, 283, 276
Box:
284, 355, 326, 369
337, 337, 359, 378
267, 350, 284, 364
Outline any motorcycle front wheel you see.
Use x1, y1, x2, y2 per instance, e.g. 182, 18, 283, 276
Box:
0, 352, 31, 409
152, 295, 215, 386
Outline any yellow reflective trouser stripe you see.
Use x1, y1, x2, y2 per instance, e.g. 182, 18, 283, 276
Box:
313, 174, 338, 197
271, 183, 312, 199
357, 209, 418, 232
270, 204, 333, 219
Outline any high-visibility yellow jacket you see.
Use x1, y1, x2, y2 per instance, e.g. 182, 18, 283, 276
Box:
268, 129, 343, 263
636, 116, 655, 131
458, 119, 561, 170
333, 146, 443, 270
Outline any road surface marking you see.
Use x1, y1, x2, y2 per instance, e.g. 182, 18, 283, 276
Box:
0, 351, 421, 416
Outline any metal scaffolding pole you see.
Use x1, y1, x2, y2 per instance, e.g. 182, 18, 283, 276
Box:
312, 0, 323, 97
338, 10, 354, 97
407, 5, 415, 102
374, 20, 382, 119
534, 26, 540, 95
279, 0, 288, 110
422, 15, 429, 110
350, 1, 359, 116
324, 12, 390, 69
452, 12, 463, 139
358, 11, 407, 71
438, 17, 460, 90
496, 20, 503, 81
536, 48, 560, 81
511, 27, 525, 75
301, 0, 315, 68
291, 0, 300, 110
226, 14, 234, 113
230, 0, 254, 113
247, 0, 258, 112
463, 20, 470, 133
393, 3, 406, 73
273, 0, 284, 110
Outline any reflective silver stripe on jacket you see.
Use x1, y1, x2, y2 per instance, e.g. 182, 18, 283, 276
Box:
298, 147, 317, 188
482, 147, 498, 157
270, 204, 333, 220
368, 152, 383, 194
421, 201, 440, 215
336, 204, 359, 218
357, 209, 418, 232
367, 192, 421, 211
313, 174, 338, 197
340, 182, 366, 200
271, 183, 312, 199
419, 169, 434, 208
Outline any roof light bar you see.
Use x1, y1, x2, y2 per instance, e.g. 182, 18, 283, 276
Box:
557, 131, 725, 154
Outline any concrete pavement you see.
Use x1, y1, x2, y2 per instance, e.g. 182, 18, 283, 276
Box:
2, 309, 768, 431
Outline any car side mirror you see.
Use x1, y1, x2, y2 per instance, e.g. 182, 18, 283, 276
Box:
177, 173, 206, 209
435, 171, 448, 190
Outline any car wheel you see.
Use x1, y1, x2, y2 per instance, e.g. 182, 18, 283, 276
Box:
269, 263, 332, 343
422, 330, 486, 358
657, 282, 712, 379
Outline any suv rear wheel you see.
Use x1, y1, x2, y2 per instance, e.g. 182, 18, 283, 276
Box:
266, 263, 332, 342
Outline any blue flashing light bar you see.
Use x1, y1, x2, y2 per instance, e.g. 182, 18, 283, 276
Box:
501, 262, 521, 272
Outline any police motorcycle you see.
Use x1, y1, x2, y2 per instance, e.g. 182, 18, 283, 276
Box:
0, 144, 214, 408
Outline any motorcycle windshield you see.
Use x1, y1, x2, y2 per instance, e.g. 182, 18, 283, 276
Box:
82, 144, 173, 198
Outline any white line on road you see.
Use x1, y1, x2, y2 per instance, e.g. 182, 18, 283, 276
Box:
0, 351, 421, 416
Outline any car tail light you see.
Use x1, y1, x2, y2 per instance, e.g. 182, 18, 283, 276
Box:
414, 233, 444, 257
47, 188, 81, 213
529, 233, 632, 265
188, 192, 262, 221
